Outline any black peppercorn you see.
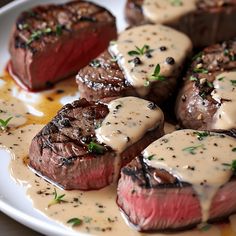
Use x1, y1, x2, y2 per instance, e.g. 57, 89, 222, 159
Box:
133, 57, 142, 66
166, 57, 175, 65
159, 46, 167, 51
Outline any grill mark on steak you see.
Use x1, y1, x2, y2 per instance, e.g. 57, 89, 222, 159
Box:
76, 50, 178, 104
29, 98, 164, 190
9, 0, 117, 91
117, 154, 236, 231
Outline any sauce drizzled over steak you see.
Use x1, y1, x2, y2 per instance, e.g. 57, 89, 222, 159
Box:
125, 0, 236, 48
29, 97, 164, 190
117, 130, 236, 231
76, 24, 192, 104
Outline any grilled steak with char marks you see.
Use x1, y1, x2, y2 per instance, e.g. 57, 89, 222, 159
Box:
117, 155, 236, 231
125, 0, 236, 48
29, 98, 164, 190
76, 50, 177, 104
9, 0, 117, 91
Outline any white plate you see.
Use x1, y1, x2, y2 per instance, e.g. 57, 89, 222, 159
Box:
0, 1, 127, 235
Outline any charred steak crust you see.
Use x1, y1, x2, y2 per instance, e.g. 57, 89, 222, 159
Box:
9, 0, 117, 90
29, 98, 164, 190
125, 0, 236, 48
76, 50, 177, 104
176, 39, 236, 130
117, 155, 236, 231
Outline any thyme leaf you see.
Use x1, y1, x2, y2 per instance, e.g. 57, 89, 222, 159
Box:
230, 80, 236, 86
222, 160, 236, 172
48, 189, 66, 207
148, 64, 165, 82
169, 0, 183, 6
194, 131, 209, 141
67, 218, 83, 227
182, 144, 204, 155
0, 117, 13, 130
128, 45, 153, 56
193, 68, 209, 74
87, 141, 105, 154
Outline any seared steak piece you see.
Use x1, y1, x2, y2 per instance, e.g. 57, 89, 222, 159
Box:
9, 0, 117, 91
125, 0, 236, 48
76, 50, 177, 104
29, 98, 164, 190
76, 24, 192, 104
176, 39, 236, 130
117, 156, 236, 231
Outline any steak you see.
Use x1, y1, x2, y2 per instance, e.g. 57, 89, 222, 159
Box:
175, 39, 236, 130
29, 98, 164, 190
117, 155, 236, 231
76, 50, 177, 104
125, 0, 236, 48
9, 0, 117, 91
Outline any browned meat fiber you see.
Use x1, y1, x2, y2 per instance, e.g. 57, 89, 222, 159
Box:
176, 39, 236, 130
29, 98, 164, 190
9, 0, 117, 91
76, 50, 177, 105
117, 155, 236, 232
125, 0, 236, 48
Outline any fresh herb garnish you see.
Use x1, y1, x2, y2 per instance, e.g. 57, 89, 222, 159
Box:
48, 189, 66, 207
27, 27, 52, 45
193, 68, 209, 74
149, 64, 165, 82
232, 147, 236, 152
182, 144, 204, 155
0, 117, 13, 131
128, 45, 153, 56
206, 81, 213, 88
89, 59, 101, 68
218, 77, 224, 81
67, 218, 82, 227
56, 24, 63, 36
192, 52, 203, 61
169, 0, 183, 6
194, 131, 209, 141
189, 76, 198, 81
222, 160, 236, 172
198, 223, 211, 232
230, 80, 236, 86
88, 141, 105, 154
146, 155, 155, 160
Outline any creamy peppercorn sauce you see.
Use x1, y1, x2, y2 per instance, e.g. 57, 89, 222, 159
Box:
143, 0, 197, 24
96, 97, 164, 153
0, 76, 236, 234
211, 71, 236, 129
143, 129, 236, 222
109, 24, 192, 95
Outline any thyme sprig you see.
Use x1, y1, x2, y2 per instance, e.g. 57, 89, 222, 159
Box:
0, 117, 13, 131
128, 45, 153, 56
48, 189, 67, 207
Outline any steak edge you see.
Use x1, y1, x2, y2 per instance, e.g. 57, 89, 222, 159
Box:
29, 98, 164, 190
9, 0, 117, 91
